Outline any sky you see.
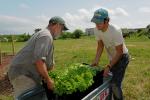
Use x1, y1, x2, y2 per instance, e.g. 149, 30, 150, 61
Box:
0, 0, 150, 34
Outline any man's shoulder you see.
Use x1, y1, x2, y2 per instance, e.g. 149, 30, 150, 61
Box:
109, 24, 122, 34
39, 29, 50, 36
109, 24, 121, 31
37, 28, 53, 39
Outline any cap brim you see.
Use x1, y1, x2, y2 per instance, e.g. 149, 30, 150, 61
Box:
91, 17, 104, 24
63, 24, 69, 31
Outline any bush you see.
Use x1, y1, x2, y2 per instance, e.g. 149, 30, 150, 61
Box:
59, 32, 72, 39
72, 29, 84, 39
0, 33, 31, 42
59, 29, 85, 39
16, 33, 31, 42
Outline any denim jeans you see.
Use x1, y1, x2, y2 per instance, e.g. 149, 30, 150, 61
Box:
10, 75, 48, 100
108, 54, 129, 100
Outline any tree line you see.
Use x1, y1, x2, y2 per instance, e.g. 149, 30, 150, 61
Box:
0, 29, 85, 42
1, 25, 150, 42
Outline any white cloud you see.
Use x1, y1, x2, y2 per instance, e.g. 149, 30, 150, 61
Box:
0, 6, 149, 34
0, 15, 48, 34
35, 14, 50, 23
114, 8, 129, 16
63, 8, 94, 31
0, 15, 32, 24
63, 7, 129, 31
139, 7, 150, 13
78, 9, 91, 16
108, 7, 129, 18
91, 6, 129, 17
19, 3, 30, 9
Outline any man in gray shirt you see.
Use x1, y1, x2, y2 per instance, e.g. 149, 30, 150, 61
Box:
8, 16, 68, 100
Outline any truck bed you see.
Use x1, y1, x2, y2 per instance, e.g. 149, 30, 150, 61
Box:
17, 70, 112, 100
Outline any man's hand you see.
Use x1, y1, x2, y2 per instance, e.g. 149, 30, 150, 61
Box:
103, 65, 111, 77
91, 61, 98, 67
46, 77, 54, 90
35, 60, 54, 90
47, 66, 54, 71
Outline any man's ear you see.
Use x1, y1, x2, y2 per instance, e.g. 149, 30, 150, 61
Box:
104, 20, 109, 24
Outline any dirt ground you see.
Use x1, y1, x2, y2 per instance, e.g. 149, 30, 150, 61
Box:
0, 55, 14, 96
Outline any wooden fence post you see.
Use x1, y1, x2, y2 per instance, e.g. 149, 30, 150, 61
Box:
0, 40, 2, 65
11, 35, 15, 55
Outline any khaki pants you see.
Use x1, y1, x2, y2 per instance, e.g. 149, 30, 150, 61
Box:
10, 75, 47, 100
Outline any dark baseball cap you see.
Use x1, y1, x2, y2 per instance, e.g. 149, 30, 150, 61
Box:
49, 16, 68, 31
91, 8, 109, 24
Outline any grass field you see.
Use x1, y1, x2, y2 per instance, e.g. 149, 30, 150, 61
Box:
0, 36, 150, 100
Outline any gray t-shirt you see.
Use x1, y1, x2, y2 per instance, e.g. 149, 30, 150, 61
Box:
8, 28, 54, 84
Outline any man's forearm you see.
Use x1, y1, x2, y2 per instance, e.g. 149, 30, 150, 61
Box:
35, 60, 51, 81
94, 41, 104, 63
95, 48, 103, 62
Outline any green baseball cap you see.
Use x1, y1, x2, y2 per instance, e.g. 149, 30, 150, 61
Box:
49, 16, 68, 31
91, 8, 109, 24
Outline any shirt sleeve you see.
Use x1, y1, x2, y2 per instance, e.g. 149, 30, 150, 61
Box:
113, 28, 124, 46
32, 36, 51, 64
45, 44, 55, 69
94, 28, 102, 41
